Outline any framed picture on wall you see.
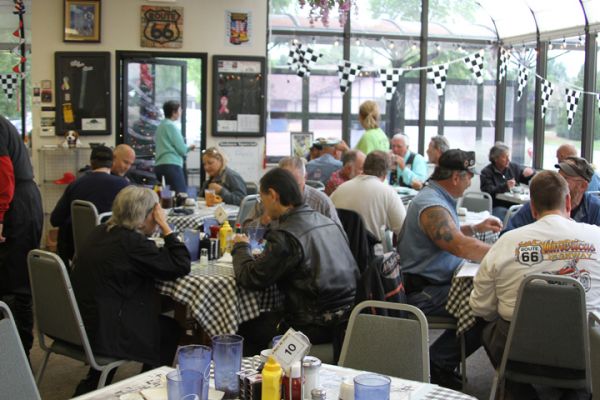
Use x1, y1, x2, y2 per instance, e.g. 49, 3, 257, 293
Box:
291, 132, 313, 158
212, 55, 266, 137
64, 0, 101, 43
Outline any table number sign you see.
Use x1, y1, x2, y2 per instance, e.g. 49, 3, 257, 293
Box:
272, 328, 311, 371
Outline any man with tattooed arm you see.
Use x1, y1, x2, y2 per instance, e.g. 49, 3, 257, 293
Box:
398, 149, 502, 389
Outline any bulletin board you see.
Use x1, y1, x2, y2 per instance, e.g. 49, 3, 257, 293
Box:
212, 55, 265, 137
55, 51, 111, 136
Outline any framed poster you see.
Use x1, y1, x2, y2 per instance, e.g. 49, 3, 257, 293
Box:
64, 0, 101, 43
140, 5, 183, 48
291, 132, 313, 158
55, 52, 111, 136
225, 10, 252, 46
212, 55, 265, 137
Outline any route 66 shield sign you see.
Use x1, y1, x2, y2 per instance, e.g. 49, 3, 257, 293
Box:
141, 6, 183, 48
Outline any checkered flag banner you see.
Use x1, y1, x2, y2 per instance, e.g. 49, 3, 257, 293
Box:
287, 43, 302, 72
296, 45, 322, 78
463, 50, 484, 85
378, 68, 404, 101
565, 88, 581, 130
427, 64, 448, 97
516, 65, 529, 101
0, 74, 18, 100
499, 48, 511, 82
540, 78, 554, 119
337, 60, 362, 94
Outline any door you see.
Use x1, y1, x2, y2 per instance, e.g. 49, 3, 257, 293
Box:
121, 58, 187, 184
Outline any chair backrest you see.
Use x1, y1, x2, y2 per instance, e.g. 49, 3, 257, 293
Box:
503, 204, 523, 227
305, 179, 325, 191
27, 249, 99, 368
589, 312, 600, 396
0, 302, 41, 400
236, 194, 260, 226
459, 191, 492, 213
71, 200, 99, 258
500, 274, 591, 390
338, 300, 429, 382
98, 211, 112, 224
245, 181, 258, 195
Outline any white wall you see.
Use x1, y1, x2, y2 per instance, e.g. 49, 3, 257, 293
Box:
30, 0, 267, 170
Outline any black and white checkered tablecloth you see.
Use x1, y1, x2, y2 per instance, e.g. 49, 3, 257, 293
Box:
446, 276, 476, 336
423, 387, 477, 400
157, 261, 282, 337
166, 204, 239, 231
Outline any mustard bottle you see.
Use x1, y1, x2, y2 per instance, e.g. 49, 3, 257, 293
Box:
219, 220, 233, 256
262, 356, 283, 400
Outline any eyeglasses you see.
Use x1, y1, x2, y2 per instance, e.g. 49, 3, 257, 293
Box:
202, 148, 219, 155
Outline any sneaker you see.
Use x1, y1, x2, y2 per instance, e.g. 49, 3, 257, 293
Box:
430, 363, 462, 391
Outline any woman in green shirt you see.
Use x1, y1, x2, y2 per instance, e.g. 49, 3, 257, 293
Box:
154, 100, 195, 193
354, 100, 390, 155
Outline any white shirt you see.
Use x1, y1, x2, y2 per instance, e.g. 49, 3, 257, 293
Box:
470, 214, 600, 321
330, 175, 406, 241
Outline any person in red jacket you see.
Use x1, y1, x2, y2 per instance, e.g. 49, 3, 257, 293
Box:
0, 115, 43, 358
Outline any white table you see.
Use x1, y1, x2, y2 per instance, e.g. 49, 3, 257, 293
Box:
72, 360, 477, 400
496, 191, 530, 205
459, 211, 499, 244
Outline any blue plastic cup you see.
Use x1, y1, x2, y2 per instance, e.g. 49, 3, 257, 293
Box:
212, 334, 244, 399
271, 334, 283, 348
166, 369, 202, 400
183, 230, 200, 261
354, 373, 391, 400
187, 186, 199, 199
177, 345, 211, 400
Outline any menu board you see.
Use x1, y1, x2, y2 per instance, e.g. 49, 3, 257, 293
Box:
212, 55, 265, 137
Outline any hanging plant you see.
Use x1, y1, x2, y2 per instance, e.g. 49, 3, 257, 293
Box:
298, 0, 356, 28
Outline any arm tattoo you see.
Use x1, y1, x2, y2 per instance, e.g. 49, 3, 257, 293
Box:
423, 207, 455, 243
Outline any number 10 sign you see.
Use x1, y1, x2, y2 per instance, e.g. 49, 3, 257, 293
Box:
272, 328, 311, 371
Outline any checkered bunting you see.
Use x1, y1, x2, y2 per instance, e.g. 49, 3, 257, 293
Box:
540, 78, 554, 118
287, 43, 301, 71
0, 74, 18, 100
427, 64, 449, 97
378, 68, 404, 101
463, 50, 485, 85
565, 88, 581, 130
498, 48, 511, 82
516, 65, 529, 101
337, 60, 362, 94
287, 44, 322, 78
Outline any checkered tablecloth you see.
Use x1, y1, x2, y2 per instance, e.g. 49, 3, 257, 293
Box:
423, 387, 476, 399
446, 276, 476, 336
167, 204, 239, 231
156, 260, 282, 337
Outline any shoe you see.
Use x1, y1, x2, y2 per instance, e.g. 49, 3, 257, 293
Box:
430, 363, 462, 391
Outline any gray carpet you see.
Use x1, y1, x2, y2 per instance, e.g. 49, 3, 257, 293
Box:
31, 330, 495, 400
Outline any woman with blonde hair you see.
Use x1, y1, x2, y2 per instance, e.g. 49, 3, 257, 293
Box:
355, 100, 390, 155
200, 147, 247, 205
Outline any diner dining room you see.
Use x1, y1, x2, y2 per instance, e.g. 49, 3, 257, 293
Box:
2, 0, 600, 399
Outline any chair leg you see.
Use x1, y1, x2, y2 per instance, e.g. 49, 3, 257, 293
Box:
460, 333, 467, 387
489, 374, 499, 400
35, 351, 51, 385
97, 365, 120, 389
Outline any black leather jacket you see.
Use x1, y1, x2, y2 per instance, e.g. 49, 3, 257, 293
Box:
232, 204, 359, 326
480, 162, 534, 208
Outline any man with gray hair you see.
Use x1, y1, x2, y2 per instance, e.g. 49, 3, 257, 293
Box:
426, 135, 450, 166
325, 150, 366, 196
331, 150, 405, 241
243, 156, 340, 228
389, 133, 428, 190
556, 142, 600, 192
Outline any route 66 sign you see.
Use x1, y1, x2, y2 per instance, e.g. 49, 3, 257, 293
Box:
141, 6, 183, 48
517, 245, 543, 266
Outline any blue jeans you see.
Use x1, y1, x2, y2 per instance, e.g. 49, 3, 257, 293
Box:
408, 284, 485, 372
155, 164, 187, 194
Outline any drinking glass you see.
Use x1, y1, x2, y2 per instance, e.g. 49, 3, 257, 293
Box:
177, 345, 212, 400
354, 373, 391, 400
166, 369, 203, 400
212, 334, 244, 399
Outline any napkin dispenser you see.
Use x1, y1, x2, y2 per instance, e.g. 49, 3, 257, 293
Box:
199, 237, 219, 260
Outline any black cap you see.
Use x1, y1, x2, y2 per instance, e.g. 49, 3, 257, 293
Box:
90, 145, 114, 163
555, 156, 594, 182
438, 149, 477, 173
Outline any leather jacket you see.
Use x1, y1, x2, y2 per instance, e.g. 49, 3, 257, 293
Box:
232, 204, 359, 326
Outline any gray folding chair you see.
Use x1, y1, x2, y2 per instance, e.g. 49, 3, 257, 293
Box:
245, 181, 258, 195
0, 301, 41, 400
71, 200, 99, 260
235, 194, 260, 226
502, 204, 522, 227
98, 211, 112, 224
589, 312, 600, 397
338, 300, 429, 382
28, 249, 129, 389
459, 191, 493, 213
489, 274, 591, 400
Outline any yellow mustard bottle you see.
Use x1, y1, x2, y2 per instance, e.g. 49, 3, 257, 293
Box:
262, 356, 283, 400
218, 220, 233, 256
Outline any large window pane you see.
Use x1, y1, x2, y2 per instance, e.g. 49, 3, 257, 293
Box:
266, 118, 301, 158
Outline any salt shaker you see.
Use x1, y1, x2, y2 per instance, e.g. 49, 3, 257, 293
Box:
303, 356, 321, 399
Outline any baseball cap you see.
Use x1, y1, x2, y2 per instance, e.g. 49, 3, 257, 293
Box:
438, 149, 477, 174
313, 137, 340, 148
90, 145, 114, 163
53, 172, 76, 185
555, 156, 594, 182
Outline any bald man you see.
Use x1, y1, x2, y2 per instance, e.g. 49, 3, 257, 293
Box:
556, 143, 600, 192
112, 144, 136, 178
